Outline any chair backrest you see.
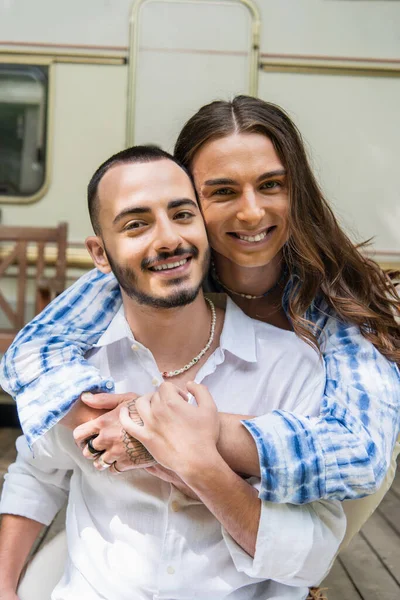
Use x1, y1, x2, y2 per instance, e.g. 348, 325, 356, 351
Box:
0, 223, 68, 353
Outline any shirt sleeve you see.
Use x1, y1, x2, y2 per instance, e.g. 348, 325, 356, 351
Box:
242, 317, 400, 504
223, 498, 345, 586
0, 268, 122, 448
0, 434, 73, 526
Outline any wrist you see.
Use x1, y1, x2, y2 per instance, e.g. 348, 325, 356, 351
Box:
178, 449, 228, 488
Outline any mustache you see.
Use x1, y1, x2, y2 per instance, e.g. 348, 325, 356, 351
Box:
141, 245, 199, 271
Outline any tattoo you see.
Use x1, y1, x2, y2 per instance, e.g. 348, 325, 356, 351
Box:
122, 399, 154, 465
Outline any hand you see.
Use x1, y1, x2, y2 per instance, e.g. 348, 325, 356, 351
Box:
119, 381, 220, 477
146, 464, 201, 501
73, 392, 156, 472
60, 395, 109, 430
80, 391, 126, 411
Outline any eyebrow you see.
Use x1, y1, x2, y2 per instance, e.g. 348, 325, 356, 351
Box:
113, 198, 197, 225
256, 169, 286, 183
203, 169, 287, 187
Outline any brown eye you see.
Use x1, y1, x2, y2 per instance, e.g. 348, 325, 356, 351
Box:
125, 221, 146, 231
214, 188, 233, 195
174, 211, 194, 220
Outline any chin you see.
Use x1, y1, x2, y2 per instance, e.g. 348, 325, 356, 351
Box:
229, 253, 277, 269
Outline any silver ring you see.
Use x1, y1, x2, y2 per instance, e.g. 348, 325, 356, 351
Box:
86, 435, 102, 456
96, 455, 112, 470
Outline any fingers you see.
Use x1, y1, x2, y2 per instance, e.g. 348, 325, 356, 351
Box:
157, 382, 188, 404
81, 391, 139, 409
176, 387, 189, 402
120, 406, 142, 438
82, 437, 104, 460
186, 381, 215, 408
133, 393, 153, 423
73, 401, 125, 446
120, 393, 152, 440
73, 420, 102, 448
93, 453, 114, 471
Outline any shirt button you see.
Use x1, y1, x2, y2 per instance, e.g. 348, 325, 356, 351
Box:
171, 501, 180, 512
167, 566, 175, 575
105, 381, 113, 390
152, 378, 159, 386
131, 344, 139, 351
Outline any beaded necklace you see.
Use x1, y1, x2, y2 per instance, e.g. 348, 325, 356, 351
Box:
162, 297, 216, 378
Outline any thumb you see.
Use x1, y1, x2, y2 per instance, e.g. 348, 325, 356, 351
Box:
186, 381, 215, 408
81, 391, 138, 410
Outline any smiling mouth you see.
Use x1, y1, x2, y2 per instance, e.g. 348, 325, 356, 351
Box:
148, 257, 192, 272
228, 226, 277, 243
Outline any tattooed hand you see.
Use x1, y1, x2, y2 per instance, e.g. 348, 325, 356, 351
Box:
73, 392, 156, 472
121, 398, 154, 468
120, 382, 220, 476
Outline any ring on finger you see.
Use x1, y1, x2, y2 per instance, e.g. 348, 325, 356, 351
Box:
86, 435, 103, 456
112, 462, 124, 474
96, 455, 113, 471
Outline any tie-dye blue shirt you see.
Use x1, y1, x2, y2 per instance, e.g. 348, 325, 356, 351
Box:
1, 268, 399, 504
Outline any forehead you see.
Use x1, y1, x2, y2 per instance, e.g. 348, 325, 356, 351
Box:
97, 159, 196, 217
192, 133, 284, 181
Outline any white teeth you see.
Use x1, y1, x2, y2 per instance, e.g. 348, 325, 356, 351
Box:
237, 231, 268, 242
152, 258, 188, 271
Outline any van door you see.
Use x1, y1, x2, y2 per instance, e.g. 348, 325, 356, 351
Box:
126, 0, 260, 149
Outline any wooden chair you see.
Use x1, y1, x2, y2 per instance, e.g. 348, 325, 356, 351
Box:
0, 223, 68, 353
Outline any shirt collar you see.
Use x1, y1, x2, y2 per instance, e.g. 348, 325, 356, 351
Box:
93, 297, 257, 364
219, 297, 257, 363
93, 306, 133, 348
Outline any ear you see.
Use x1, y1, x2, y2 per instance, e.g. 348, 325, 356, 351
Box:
85, 236, 112, 273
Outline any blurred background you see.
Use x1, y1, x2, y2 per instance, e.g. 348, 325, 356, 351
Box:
0, 3, 399, 596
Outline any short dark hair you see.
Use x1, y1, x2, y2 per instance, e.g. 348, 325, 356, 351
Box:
87, 145, 195, 234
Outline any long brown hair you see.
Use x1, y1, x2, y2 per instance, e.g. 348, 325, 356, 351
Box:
174, 95, 400, 364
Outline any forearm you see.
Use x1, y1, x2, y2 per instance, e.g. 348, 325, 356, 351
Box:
179, 453, 346, 584
0, 514, 44, 595
218, 413, 260, 477
179, 451, 261, 557
244, 397, 400, 504
0, 269, 121, 447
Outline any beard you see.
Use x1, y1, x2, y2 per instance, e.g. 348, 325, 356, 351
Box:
105, 244, 211, 309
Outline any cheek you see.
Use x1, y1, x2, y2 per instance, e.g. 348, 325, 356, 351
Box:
272, 197, 289, 224
113, 238, 147, 265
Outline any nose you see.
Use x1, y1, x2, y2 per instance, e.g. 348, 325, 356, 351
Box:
236, 190, 265, 226
153, 217, 183, 253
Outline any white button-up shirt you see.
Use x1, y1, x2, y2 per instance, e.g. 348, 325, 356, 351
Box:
1, 298, 345, 600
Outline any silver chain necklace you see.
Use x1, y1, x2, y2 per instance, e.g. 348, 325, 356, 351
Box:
162, 297, 216, 378
211, 259, 286, 300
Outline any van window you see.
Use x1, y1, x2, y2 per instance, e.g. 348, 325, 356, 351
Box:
0, 65, 48, 198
